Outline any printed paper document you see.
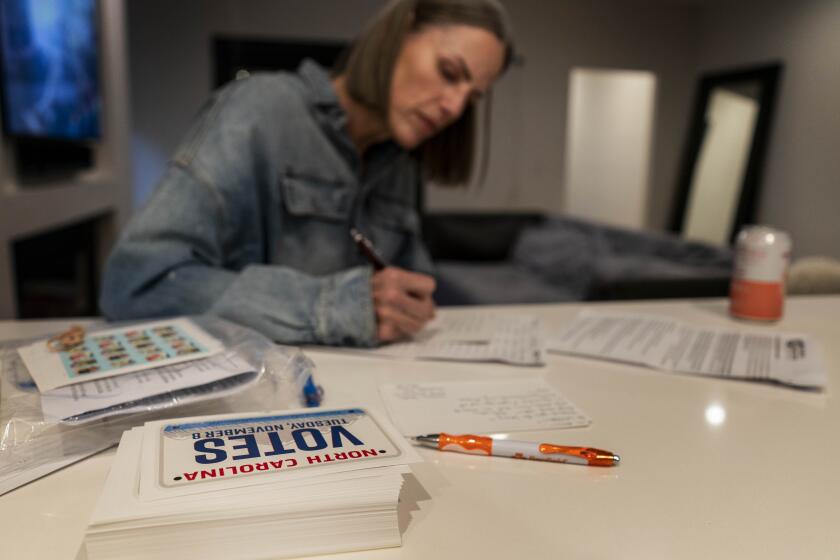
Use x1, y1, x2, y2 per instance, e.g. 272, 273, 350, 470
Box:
548, 311, 827, 388
39, 352, 257, 423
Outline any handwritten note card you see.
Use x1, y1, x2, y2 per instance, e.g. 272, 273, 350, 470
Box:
379, 379, 591, 436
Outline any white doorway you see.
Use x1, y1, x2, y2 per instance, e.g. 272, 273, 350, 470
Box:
564, 68, 657, 229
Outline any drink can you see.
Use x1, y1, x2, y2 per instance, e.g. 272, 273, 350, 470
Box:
729, 225, 791, 321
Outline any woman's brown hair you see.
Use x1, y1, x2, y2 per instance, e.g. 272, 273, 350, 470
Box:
337, 0, 514, 186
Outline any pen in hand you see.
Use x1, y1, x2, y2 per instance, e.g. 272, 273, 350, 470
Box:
350, 226, 436, 342
411, 433, 620, 467
350, 227, 386, 271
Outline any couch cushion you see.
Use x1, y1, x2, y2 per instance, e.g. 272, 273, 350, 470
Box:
422, 212, 544, 261
433, 261, 580, 306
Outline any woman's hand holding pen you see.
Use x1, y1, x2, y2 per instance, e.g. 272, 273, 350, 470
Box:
372, 267, 436, 342
350, 228, 435, 341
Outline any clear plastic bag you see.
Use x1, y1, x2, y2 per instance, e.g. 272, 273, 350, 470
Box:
0, 315, 317, 488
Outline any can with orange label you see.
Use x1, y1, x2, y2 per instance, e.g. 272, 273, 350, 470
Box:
729, 226, 791, 321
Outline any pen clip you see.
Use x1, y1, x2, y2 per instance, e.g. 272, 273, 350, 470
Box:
539, 444, 620, 467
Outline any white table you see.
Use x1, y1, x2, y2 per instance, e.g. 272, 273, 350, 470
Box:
2, 296, 838, 559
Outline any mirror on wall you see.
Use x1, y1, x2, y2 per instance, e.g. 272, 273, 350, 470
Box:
670, 63, 783, 246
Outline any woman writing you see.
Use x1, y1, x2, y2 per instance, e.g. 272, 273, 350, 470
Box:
100, 0, 514, 346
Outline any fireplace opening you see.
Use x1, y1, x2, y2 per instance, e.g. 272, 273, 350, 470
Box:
13, 215, 108, 318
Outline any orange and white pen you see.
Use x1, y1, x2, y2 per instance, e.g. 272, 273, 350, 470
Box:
411, 433, 620, 467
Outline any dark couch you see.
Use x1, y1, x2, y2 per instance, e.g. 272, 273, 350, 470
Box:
421, 213, 733, 306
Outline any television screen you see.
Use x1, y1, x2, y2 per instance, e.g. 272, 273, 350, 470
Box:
0, 0, 101, 140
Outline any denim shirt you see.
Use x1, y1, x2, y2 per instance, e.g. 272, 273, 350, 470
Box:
100, 60, 433, 346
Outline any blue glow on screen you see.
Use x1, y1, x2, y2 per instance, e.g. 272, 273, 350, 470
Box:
0, 0, 101, 140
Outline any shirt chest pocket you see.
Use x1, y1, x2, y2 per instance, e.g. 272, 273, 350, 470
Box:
281, 173, 354, 222
276, 173, 356, 271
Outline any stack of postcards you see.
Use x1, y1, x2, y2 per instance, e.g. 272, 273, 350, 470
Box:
82, 407, 421, 560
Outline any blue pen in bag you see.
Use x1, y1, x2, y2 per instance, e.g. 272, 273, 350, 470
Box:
288, 351, 322, 407
302, 374, 323, 407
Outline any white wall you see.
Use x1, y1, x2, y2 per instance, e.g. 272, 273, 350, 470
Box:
697, 0, 840, 258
